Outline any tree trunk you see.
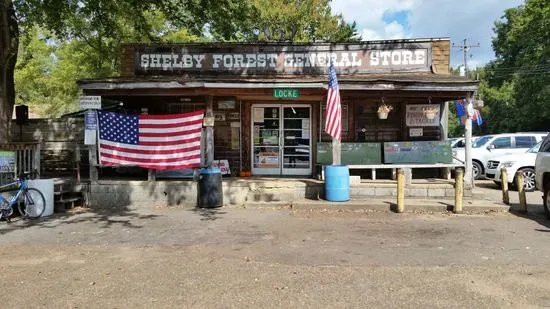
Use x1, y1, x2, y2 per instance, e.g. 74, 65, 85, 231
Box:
0, 0, 18, 144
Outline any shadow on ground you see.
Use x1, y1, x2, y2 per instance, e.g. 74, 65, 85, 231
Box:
189, 207, 227, 221
0, 207, 159, 236
509, 204, 550, 231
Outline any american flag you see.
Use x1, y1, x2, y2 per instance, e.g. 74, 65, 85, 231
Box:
325, 60, 342, 140
97, 110, 204, 170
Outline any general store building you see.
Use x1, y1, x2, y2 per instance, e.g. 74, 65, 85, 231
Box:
78, 38, 477, 187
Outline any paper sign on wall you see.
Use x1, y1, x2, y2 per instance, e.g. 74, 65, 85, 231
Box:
212, 160, 231, 175
253, 108, 264, 123
406, 104, 440, 127
409, 128, 423, 137
79, 96, 102, 110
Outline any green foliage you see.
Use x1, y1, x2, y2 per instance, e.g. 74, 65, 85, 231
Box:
223, 0, 359, 42
480, 0, 550, 133
11, 0, 358, 117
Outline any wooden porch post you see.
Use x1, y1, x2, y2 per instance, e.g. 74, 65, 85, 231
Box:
440, 101, 451, 180
464, 93, 474, 189
88, 144, 98, 181
206, 95, 214, 167
332, 139, 341, 165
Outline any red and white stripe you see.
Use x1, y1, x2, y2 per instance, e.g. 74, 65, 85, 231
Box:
325, 86, 342, 140
99, 110, 204, 170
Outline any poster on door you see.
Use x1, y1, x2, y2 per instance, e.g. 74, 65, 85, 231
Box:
257, 152, 279, 168
253, 108, 264, 123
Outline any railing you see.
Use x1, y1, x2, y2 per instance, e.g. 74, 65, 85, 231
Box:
0, 143, 41, 185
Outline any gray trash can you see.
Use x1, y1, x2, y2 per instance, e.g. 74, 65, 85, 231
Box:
198, 168, 223, 208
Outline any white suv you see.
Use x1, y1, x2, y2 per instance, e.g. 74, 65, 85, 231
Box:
535, 133, 550, 218
454, 133, 547, 179
486, 141, 541, 192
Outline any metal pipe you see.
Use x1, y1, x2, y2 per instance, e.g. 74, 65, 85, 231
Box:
239, 100, 243, 173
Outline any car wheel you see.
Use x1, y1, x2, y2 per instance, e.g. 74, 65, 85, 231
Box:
544, 186, 550, 219
518, 168, 536, 192
472, 161, 483, 180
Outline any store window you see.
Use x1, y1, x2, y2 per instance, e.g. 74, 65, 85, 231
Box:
354, 102, 401, 142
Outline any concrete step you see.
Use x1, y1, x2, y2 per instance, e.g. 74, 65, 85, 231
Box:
289, 199, 510, 213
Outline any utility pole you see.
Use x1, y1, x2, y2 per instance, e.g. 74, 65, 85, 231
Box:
452, 39, 480, 77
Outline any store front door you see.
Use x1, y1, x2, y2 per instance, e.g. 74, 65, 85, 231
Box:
251, 104, 312, 176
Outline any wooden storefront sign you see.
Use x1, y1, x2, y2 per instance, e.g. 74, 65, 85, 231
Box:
134, 43, 432, 76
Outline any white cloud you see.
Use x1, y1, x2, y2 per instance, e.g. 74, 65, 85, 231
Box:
331, 0, 524, 67
332, 0, 414, 40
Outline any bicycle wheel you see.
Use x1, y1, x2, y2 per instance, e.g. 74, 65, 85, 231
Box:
18, 188, 46, 219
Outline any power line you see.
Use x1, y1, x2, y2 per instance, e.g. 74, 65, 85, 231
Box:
452, 39, 480, 76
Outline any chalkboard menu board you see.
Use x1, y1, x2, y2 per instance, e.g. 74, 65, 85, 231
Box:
317, 143, 382, 165
383, 141, 452, 164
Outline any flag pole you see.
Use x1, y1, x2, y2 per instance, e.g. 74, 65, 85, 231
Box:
332, 138, 341, 165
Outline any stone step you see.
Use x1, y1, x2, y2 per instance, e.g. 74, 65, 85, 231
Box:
290, 199, 510, 213
54, 197, 82, 212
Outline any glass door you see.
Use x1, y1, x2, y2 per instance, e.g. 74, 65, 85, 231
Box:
282, 106, 311, 175
252, 106, 281, 175
251, 104, 311, 176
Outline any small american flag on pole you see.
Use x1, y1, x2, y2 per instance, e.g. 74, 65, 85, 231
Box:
325, 59, 342, 140
98, 110, 204, 170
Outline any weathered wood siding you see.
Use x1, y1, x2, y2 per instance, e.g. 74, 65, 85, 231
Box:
10, 118, 88, 177
431, 40, 450, 74
120, 45, 135, 77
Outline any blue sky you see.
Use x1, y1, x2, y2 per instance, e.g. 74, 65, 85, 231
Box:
331, 0, 524, 68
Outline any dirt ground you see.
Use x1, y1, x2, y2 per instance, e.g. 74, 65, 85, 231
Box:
1, 181, 549, 309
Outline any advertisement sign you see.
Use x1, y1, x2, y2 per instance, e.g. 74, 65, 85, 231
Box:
85, 111, 97, 130
79, 96, 102, 110
214, 111, 226, 122
84, 110, 97, 145
0, 151, 16, 172
257, 152, 279, 168
212, 160, 231, 175
406, 104, 440, 127
218, 99, 236, 109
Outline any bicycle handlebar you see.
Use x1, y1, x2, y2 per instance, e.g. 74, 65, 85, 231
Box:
18, 170, 39, 181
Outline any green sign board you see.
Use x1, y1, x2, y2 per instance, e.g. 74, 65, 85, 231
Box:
317, 143, 382, 165
273, 88, 300, 99
383, 141, 452, 164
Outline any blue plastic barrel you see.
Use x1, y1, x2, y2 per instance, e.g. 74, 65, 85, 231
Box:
324, 165, 350, 202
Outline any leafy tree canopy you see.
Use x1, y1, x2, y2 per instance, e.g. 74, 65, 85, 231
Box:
481, 0, 550, 133
10, 0, 358, 118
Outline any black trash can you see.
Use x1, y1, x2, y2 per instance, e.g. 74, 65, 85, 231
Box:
198, 168, 223, 208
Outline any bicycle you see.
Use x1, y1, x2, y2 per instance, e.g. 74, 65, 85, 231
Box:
0, 171, 46, 222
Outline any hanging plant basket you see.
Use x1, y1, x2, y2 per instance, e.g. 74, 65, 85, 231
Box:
378, 111, 388, 119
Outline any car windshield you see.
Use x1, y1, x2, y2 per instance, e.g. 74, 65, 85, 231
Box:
472, 135, 493, 148
527, 141, 542, 153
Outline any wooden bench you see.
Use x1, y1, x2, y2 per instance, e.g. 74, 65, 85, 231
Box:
320, 163, 464, 184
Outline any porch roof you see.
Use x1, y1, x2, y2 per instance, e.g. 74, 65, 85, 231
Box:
77, 73, 478, 92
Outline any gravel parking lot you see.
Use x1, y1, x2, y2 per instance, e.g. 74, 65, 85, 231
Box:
0, 180, 549, 308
